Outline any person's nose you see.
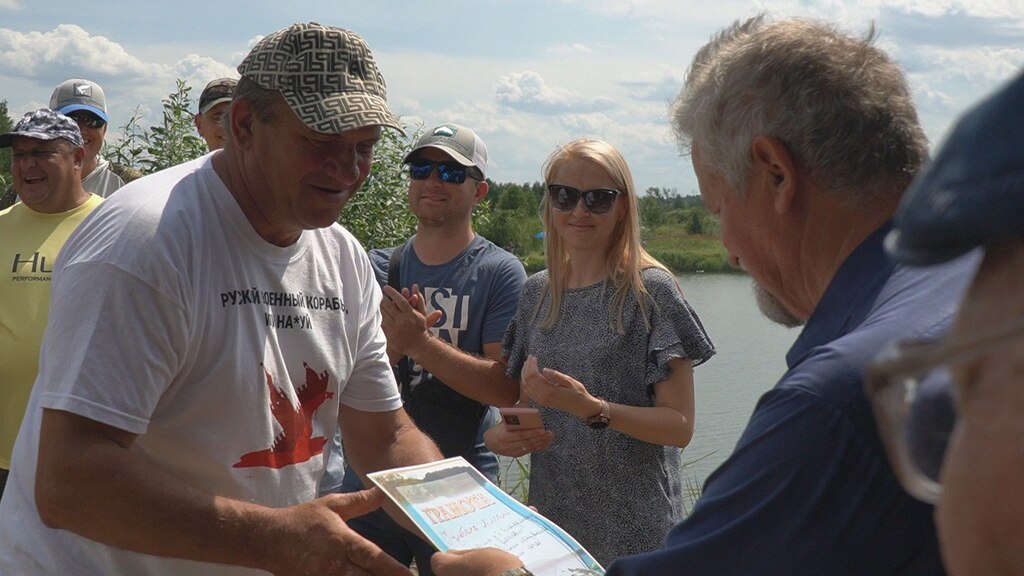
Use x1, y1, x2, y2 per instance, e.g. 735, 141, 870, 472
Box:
323, 149, 361, 185
570, 195, 590, 216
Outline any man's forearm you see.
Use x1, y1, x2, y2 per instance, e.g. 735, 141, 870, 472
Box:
408, 336, 518, 407
36, 412, 281, 570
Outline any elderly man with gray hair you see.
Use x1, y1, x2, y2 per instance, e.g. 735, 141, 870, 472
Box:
432, 14, 977, 576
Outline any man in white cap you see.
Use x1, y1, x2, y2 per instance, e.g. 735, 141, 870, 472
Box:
321, 123, 525, 574
0, 22, 439, 576
0, 109, 104, 500
49, 77, 128, 197
194, 77, 237, 151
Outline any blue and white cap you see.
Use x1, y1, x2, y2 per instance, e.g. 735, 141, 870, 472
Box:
49, 78, 109, 122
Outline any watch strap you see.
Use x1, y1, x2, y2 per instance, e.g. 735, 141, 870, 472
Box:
585, 398, 611, 429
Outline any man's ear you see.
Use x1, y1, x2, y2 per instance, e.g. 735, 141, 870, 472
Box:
72, 145, 85, 169
750, 135, 799, 214
229, 98, 255, 149
473, 179, 489, 206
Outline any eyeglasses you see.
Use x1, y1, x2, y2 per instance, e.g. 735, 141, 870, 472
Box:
546, 184, 621, 215
408, 160, 481, 184
865, 315, 1024, 504
67, 112, 106, 130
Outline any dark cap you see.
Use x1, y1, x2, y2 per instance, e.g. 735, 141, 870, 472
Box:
887, 72, 1024, 265
49, 78, 108, 122
236, 22, 401, 135
0, 108, 84, 148
403, 123, 488, 177
198, 77, 237, 114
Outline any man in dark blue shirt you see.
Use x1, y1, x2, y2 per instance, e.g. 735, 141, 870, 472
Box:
432, 15, 975, 576
870, 71, 1024, 576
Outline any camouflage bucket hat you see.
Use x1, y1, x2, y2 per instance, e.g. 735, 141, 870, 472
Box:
237, 22, 402, 135
0, 108, 84, 148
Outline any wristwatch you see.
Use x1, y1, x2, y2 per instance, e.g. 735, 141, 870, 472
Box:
585, 398, 611, 429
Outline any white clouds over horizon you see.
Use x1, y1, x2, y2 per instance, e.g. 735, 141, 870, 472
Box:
1, 2, 1022, 194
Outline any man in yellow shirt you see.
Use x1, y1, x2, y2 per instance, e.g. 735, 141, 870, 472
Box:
0, 108, 103, 497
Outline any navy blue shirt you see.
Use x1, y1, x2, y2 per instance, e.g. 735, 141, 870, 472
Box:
607, 223, 976, 575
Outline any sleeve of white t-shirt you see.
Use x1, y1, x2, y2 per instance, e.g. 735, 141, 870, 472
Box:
333, 238, 402, 412
38, 260, 189, 434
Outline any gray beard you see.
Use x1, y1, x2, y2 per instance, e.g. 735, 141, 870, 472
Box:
754, 282, 805, 328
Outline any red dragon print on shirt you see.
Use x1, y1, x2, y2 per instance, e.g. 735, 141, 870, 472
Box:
234, 363, 335, 469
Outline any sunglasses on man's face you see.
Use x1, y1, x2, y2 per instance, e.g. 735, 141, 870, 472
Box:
546, 184, 622, 215
408, 160, 479, 185
68, 112, 106, 130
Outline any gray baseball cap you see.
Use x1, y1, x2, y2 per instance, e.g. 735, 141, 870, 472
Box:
403, 123, 488, 177
237, 22, 401, 135
198, 77, 237, 114
887, 72, 1024, 265
49, 78, 108, 122
0, 108, 85, 148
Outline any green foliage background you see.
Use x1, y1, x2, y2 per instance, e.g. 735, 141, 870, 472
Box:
0, 100, 13, 191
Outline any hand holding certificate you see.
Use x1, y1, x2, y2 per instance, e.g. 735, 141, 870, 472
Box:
367, 457, 604, 575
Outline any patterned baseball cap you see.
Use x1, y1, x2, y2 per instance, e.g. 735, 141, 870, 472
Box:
403, 123, 488, 177
49, 78, 108, 122
237, 22, 402, 135
0, 108, 85, 148
198, 77, 237, 114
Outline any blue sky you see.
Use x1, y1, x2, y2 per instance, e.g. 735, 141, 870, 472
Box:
2, 0, 1023, 195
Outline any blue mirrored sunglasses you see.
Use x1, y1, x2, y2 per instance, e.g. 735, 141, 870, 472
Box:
408, 160, 479, 184
67, 111, 106, 130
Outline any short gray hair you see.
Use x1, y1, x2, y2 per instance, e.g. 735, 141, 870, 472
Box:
672, 15, 928, 203
222, 76, 283, 147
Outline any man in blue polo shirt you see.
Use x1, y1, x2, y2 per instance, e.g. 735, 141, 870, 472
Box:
432, 15, 977, 576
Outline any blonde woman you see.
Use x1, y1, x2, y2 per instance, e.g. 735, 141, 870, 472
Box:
485, 139, 715, 563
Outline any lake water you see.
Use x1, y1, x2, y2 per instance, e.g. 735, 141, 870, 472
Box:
498, 273, 800, 494
675, 273, 799, 485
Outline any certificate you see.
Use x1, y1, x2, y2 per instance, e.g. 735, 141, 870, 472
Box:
367, 457, 604, 575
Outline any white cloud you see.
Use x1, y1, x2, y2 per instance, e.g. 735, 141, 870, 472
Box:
0, 25, 154, 82
495, 70, 614, 114
546, 43, 593, 54
866, 0, 1024, 19
0, 0, 20, 9
173, 54, 237, 87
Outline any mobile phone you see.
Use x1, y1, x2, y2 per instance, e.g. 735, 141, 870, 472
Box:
499, 407, 543, 429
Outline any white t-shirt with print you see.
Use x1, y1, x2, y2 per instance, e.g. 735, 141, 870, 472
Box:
0, 155, 401, 575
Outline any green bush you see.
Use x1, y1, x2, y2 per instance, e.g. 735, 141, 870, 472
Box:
108, 80, 207, 174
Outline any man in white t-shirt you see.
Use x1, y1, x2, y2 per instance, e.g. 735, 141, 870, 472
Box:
0, 22, 440, 576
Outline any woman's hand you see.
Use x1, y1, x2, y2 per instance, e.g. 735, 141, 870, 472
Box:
521, 355, 602, 420
483, 422, 554, 458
